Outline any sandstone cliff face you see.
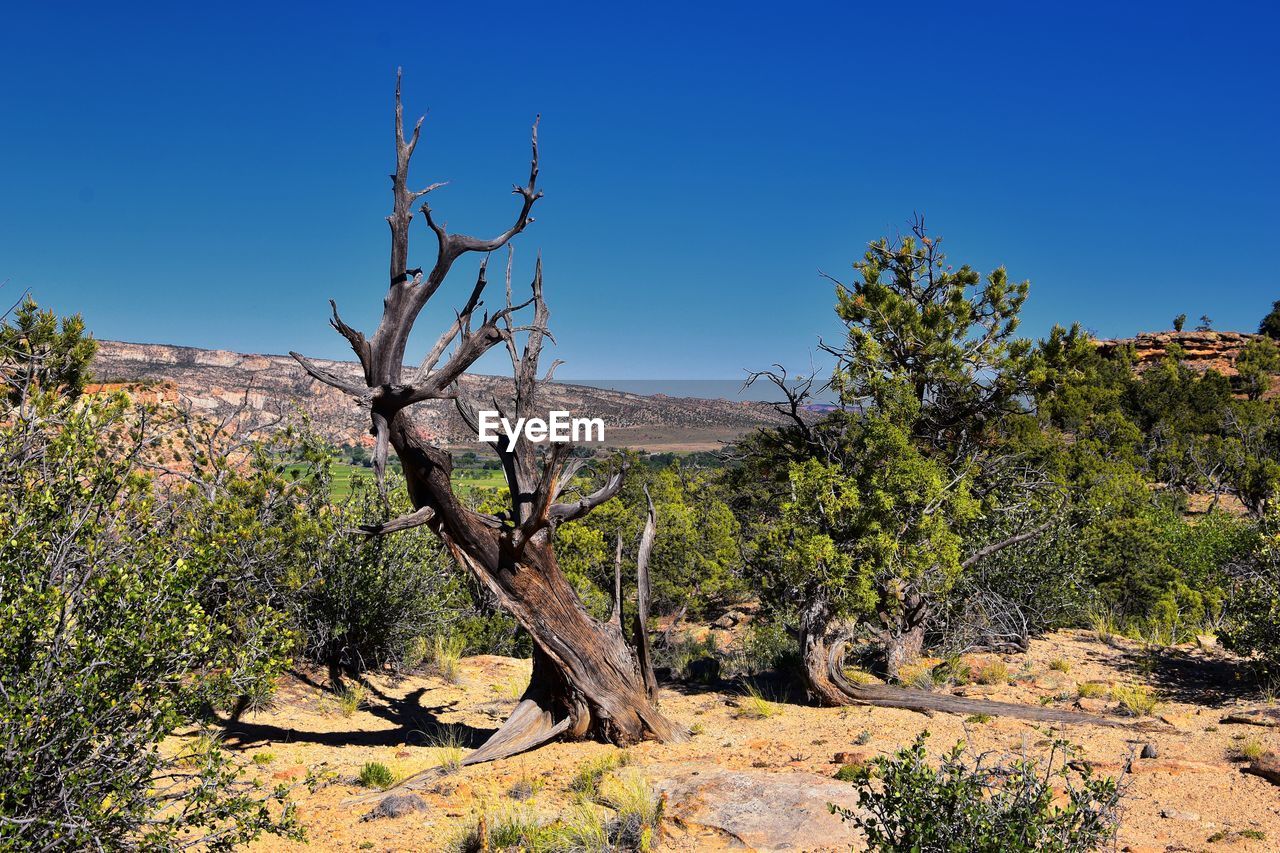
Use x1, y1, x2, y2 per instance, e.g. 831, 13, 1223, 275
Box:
1095, 330, 1262, 379
89, 340, 791, 451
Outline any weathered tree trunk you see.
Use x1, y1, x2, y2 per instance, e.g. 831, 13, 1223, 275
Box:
882, 621, 925, 681
797, 593, 1162, 729
292, 76, 681, 783
799, 597, 857, 707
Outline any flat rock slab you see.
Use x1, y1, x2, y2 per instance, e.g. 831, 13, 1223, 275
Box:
1222, 707, 1280, 728
651, 763, 866, 851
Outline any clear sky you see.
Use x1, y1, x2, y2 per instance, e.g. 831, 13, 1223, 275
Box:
1, 1, 1276, 380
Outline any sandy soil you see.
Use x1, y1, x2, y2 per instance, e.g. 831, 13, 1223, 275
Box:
217, 630, 1280, 852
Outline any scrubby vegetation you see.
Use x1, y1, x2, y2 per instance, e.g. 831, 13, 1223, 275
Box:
831, 732, 1123, 852
7, 210, 1280, 850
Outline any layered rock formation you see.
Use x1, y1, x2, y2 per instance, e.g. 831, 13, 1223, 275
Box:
1095, 330, 1263, 379
89, 340, 791, 451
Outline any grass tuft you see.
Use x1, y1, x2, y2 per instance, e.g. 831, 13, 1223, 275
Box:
1111, 683, 1158, 717
433, 635, 466, 684
335, 683, 368, 718
734, 682, 781, 719
357, 761, 395, 789
973, 659, 1010, 686
1077, 681, 1108, 699
568, 751, 632, 799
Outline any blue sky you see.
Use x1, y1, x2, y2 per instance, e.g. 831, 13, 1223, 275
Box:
1, 1, 1276, 380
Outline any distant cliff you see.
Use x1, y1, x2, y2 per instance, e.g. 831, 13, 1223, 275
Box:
1095, 330, 1263, 380
88, 340, 791, 452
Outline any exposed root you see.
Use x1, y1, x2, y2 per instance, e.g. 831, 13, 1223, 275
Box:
345, 696, 573, 805
827, 645, 1168, 730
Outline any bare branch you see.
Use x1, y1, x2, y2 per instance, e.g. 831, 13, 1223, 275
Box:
548, 462, 626, 524
288, 352, 368, 399
960, 522, 1053, 569
355, 506, 435, 536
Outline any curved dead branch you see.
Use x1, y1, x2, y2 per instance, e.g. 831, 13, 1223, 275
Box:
821, 638, 1166, 730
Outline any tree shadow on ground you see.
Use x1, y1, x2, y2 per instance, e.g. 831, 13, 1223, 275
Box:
1113, 644, 1256, 707
215, 677, 497, 750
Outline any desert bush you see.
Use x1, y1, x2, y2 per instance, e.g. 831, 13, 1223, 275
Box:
831, 732, 1123, 852
0, 307, 302, 849
288, 475, 471, 674
1222, 517, 1280, 680
738, 620, 801, 675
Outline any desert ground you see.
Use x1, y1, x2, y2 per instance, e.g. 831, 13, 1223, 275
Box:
213, 629, 1280, 852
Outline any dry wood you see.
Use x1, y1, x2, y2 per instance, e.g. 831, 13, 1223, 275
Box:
293, 73, 680, 774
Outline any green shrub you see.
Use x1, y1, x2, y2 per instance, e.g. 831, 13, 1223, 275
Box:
0, 312, 302, 851
740, 620, 800, 675
831, 732, 1122, 853
1223, 520, 1280, 680
357, 761, 395, 789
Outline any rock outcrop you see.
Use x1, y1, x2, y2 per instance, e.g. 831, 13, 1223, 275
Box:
651, 764, 866, 851
1095, 330, 1263, 379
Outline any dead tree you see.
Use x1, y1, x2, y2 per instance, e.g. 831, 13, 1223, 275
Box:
290, 75, 679, 766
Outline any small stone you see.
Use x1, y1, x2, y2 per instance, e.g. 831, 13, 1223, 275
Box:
1076, 697, 1108, 714
1140, 742, 1158, 759
363, 793, 428, 821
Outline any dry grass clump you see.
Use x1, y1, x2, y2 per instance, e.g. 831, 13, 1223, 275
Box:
1231, 736, 1266, 762
734, 682, 781, 719
428, 725, 468, 773
1049, 658, 1071, 673
973, 659, 1010, 686
568, 751, 632, 799
334, 683, 369, 718
1111, 683, 1158, 717
1077, 681, 1108, 699
432, 635, 465, 684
